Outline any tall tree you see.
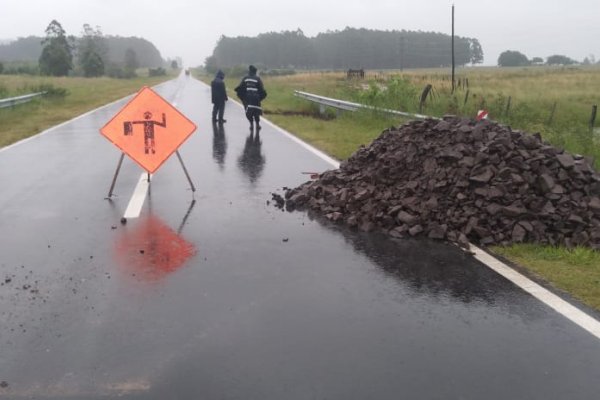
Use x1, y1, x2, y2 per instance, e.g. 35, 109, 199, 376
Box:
78, 24, 106, 77
497, 50, 530, 67
39, 20, 73, 76
123, 48, 139, 78
531, 57, 544, 65
469, 39, 483, 64
546, 54, 576, 65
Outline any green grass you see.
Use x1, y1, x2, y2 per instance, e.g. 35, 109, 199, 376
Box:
492, 245, 600, 310
268, 111, 402, 160
0, 72, 175, 148
201, 67, 600, 311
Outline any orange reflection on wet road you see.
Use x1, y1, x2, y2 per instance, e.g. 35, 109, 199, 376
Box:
115, 214, 196, 281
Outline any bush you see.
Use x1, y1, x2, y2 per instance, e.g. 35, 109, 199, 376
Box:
2, 62, 39, 75
17, 83, 69, 98
36, 84, 68, 98
148, 67, 166, 77
106, 64, 137, 79
355, 76, 417, 112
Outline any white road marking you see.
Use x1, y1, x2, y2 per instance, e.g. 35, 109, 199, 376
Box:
123, 173, 151, 219
471, 245, 600, 339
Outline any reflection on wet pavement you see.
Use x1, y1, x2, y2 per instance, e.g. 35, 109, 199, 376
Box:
304, 211, 549, 318
115, 213, 196, 282
211, 122, 227, 169
238, 131, 265, 184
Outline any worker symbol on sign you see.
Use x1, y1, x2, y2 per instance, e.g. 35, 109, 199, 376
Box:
123, 111, 167, 154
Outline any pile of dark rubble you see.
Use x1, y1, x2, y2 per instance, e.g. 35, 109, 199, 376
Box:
284, 116, 600, 249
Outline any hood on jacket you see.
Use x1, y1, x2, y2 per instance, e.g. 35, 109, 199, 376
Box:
216, 70, 225, 79
248, 65, 257, 75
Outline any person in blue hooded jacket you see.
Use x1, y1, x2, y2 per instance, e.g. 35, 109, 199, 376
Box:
235, 65, 267, 131
211, 69, 228, 124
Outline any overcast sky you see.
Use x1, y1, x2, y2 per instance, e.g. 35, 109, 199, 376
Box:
2, 0, 599, 66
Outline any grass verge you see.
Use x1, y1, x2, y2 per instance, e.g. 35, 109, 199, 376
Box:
0, 73, 174, 148
492, 245, 600, 311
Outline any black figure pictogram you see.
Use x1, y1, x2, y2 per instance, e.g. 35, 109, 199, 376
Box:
123, 111, 167, 154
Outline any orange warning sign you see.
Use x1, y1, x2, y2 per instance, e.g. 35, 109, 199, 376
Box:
100, 86, 196, 173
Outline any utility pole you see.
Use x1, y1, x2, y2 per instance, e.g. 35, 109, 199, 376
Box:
399, 36, 405, 72
451, 4, 456, 93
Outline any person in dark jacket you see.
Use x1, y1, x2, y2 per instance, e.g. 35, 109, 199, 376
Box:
234, 65, 267, 131
211, 70, 228, 124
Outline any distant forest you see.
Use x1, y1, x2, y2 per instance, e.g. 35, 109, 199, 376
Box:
205, 28, 483, 71
0, 35, 164, 67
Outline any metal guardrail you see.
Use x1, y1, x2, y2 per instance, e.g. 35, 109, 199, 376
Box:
294, 90, 439, 121
0, 92, 45, 109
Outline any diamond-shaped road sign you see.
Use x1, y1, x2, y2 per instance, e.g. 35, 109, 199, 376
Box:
100, 86, 196, 174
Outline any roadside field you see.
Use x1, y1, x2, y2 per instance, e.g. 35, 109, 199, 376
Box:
199, 66, 600, 311
0, 72, 175, 148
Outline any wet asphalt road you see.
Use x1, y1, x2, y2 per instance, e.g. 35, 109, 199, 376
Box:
1, 75, 600, 399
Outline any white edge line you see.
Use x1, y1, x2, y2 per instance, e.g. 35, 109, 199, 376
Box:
123, 173, 151, 219
200, 78, 600, 339
0, 80, 173, 154
471, 244, 600, 339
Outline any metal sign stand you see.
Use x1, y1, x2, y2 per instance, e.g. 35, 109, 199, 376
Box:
106, 153, 126, 199
176, 150, 196, 193
105, 151, 196, 199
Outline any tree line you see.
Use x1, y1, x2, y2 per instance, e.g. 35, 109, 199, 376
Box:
205, 27, 483, 72
0, 20, 167, 77
497, 50, 595, 67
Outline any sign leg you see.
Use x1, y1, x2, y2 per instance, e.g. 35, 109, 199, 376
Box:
177, 199, 197, 234
176, 150, 196, 192
106, 153, 125, 198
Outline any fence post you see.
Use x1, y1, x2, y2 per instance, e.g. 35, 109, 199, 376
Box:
419, 84, 433, 113
463, 90, 470, 106
505, 96, 512, 117
547, 102, 557, 125
590, 104, 597, 132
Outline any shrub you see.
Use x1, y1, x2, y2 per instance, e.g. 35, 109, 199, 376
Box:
148, 67, 166, 77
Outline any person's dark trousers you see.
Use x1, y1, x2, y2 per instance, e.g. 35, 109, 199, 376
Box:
212, 101, 226, 122
246, 108, 261, 129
